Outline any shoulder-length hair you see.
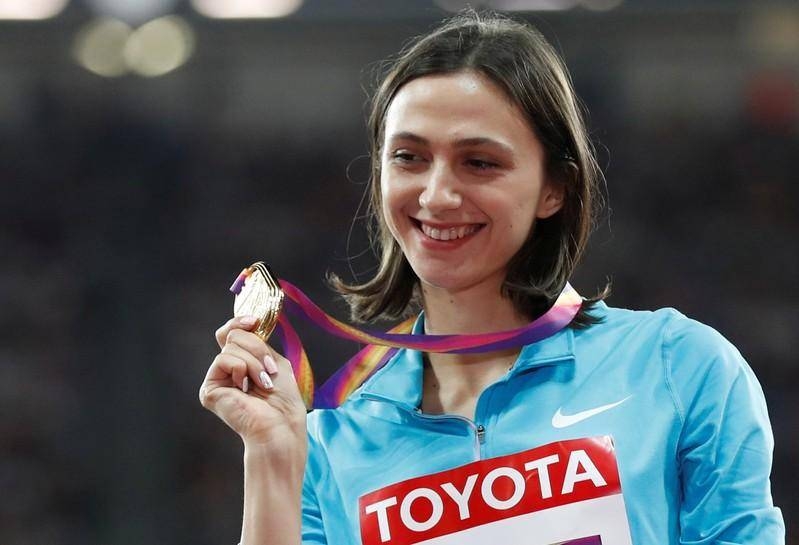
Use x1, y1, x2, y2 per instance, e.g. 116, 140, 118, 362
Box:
331, 10, 608, 325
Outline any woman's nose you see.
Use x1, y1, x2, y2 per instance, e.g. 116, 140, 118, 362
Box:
418, 163, 462, 212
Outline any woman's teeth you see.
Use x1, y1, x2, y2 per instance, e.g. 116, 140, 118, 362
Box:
420, 223, 480, 241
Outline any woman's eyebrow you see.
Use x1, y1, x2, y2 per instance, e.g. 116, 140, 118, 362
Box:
387, 132, 513, 154
386, 131, 429, 146
452, 136, 513, 154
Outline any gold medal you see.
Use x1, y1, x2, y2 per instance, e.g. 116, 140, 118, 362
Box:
231, 261, 284, 341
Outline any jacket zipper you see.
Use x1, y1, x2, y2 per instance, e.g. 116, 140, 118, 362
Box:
476, 424, 486, 444
360, 392, 485, 460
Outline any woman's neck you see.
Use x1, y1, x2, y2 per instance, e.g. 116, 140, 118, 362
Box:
420, 281, 528, 336
419, 282, 528, 418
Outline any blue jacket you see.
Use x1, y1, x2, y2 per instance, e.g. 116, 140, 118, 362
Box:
302, 302, 784, 544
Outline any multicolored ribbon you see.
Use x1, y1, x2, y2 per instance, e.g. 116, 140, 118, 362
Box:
234, 277, 582, 409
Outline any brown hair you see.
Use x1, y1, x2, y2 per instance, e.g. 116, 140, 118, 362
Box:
331, 10, 607, 324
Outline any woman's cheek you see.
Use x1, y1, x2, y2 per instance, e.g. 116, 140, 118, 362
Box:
382, 174, 404, 224
381, 188, 402, 243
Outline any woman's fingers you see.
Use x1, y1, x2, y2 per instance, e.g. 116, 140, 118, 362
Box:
212, 326, 289, 395
199, 352, 248, 410
262, 349, 279, 375
215, 315, 258, 349
225, 327, 268, 357
200, 331, 307, 445
213, 317, 283, 381
222, 342, 275, 391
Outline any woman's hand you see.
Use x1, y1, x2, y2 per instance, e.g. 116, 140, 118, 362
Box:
200, 316, 307, 545
199, 316, 307, 449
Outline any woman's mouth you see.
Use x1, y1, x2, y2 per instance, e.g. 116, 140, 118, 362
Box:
416, 220, 484, 241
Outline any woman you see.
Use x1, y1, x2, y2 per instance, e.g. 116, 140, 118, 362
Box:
199, 12, 784, 545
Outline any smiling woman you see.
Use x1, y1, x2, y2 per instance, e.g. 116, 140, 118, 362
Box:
328, 13, 604, 327
198, 10, 785, 545
379, 72, 563, 317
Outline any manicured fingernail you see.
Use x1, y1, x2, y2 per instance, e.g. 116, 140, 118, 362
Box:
242, 376, 249, 393
263, 354, 278, 374
240, 316, 257, 326
260, 371, 274, 390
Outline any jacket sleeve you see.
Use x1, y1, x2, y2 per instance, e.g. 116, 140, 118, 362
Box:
664, 317, 785, 544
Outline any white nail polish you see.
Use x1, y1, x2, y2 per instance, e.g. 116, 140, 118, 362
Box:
263, 354, 278, 375
242, 376, 249, 393
260, 371, 274, 390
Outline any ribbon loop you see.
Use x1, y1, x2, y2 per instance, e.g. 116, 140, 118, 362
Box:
233, 271, 582, 409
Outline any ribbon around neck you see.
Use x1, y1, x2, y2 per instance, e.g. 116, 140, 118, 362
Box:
242, 279, 582, 409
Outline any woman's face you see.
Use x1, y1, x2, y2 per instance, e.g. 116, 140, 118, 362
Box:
380, 70, 563, 297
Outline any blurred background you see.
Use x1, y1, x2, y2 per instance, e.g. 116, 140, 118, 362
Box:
0, 0, 796, 543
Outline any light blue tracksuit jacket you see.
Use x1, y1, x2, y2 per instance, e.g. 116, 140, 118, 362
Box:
302, 302, 785, 544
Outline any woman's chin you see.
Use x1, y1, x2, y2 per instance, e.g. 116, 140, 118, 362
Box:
415, 272, 501, 298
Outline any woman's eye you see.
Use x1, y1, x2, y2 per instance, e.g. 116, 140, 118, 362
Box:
392, 151, 420, 163
466, 158, 499, 170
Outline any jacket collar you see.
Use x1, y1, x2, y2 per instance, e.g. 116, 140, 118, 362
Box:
358, 311, 576, 409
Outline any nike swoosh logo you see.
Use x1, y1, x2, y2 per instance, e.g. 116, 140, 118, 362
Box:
551, 395, 633, 428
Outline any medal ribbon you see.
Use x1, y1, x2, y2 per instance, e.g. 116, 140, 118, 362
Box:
234, 276, 582, 409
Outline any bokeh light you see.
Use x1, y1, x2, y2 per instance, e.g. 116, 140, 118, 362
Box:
0, 0, 68, 19
72, 17, 132, 77
124, 15, 195, 77
191, 0, 303, 19
85, 0, 179, 25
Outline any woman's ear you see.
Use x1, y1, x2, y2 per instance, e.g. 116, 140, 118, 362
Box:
536, 180, 566, 219
536, 162, 575, 219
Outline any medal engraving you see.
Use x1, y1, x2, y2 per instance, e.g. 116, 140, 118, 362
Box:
232, 262, 284, 341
